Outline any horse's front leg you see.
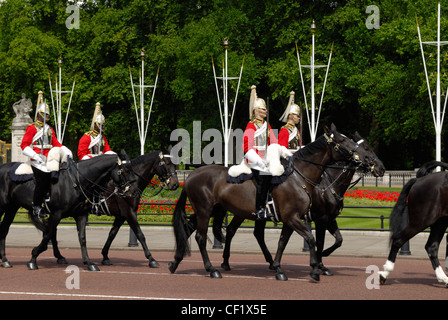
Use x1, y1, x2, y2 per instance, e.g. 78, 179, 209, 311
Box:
272, 224, 294, 281
196, 219, 221, 278
0, 206, 19, 268
28, 216, 60, 270
76, 214, 99, 271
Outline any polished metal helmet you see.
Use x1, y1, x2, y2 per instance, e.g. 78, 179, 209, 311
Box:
90, 102, 105, 131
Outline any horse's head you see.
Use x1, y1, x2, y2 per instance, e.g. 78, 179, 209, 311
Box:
323, 124, 363, 163
110, 150, 138, 195
350, 132, 386, 177
155, 151, 179, 190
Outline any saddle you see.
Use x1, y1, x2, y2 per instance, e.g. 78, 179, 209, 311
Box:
9, 147, 68, 183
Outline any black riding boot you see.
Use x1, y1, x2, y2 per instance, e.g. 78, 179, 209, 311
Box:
31, 166, 51, 218
253, 169, 273, 220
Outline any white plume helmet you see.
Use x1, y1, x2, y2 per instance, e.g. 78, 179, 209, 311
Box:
34, 90, 49, 121
90, 102, 105, 131
280, 91, 300, 123
249, 85, 267, 120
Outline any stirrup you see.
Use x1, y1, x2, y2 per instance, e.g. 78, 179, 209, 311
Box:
32, 205, 47, 219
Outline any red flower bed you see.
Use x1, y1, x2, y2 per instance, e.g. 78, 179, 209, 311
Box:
344, 189, 400, 202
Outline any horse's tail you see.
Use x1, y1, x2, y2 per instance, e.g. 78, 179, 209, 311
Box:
416, 160, 448, 178
389, 178, 417, 245
172, 189, 196, 257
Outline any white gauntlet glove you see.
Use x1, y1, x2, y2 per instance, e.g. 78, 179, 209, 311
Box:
245, 149, 267, 171
23, 146, 45, 164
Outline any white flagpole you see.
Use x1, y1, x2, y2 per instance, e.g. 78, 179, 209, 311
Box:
417, 1, 448, 168
297, 20, 332, 142
212, 39, 243, 167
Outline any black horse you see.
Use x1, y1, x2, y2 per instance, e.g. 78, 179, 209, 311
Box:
168, 124, 378, 281
379, 160, 448, 286
99, 151, 179, 268
0, 151, 135, 271
220, 132, 385, 275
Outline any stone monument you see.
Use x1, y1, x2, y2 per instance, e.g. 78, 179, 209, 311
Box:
9, 92, 33, 162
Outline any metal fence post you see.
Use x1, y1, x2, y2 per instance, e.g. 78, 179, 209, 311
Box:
128, 229, 138, 247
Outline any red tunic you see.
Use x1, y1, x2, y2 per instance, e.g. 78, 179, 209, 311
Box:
278, 127, 289, 148
243, 120, 277, 159
278, 124, 301, 150
77, 132, 113, 160
21, 123, 62, 158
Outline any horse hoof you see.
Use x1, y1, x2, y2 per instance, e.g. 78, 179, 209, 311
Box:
310, 272, 320, 282
221, 263, 231, 271
2, 261, 12, 268
102, 259, 112, 266
322, 268, 333, 276
276, 273, 288, 281
57, 258, 68, 265
87, 264, 100, 272
210, 270, 222, 278
149, 260, 160, 268
379, 274, 387, 285
27, 262, 38, 270
168, 262, 177, 274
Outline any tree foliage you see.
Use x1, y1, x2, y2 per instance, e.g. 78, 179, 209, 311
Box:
0, 0, 447, 169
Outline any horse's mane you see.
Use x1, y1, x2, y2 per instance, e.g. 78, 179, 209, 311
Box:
293, 135, 327, 160
130, 151, 160, 166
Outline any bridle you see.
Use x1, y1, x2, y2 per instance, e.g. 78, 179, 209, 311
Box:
66, 156, 134, 207
156, 153, 177, 187
350, 138, 377, 173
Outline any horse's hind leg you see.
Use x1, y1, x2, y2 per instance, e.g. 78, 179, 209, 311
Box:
318, 220, 343, 276
50, 227, 68, 264
28, 217, 60, 270
253, 220, 274, 270
221, 216, 244, 271
379, 225, 422, 284
425, 218, 448, 286
127, 212, 159, 268
102, 216, 126, 265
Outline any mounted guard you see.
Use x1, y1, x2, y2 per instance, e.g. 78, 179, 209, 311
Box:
243, 85, 278, 220
77, 102, 116, 215
278, 91, 301, 153
78, 102, 115, 160
21, 91, 73, 218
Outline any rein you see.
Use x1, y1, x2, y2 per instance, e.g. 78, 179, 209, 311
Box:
66, 157, 130, 207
